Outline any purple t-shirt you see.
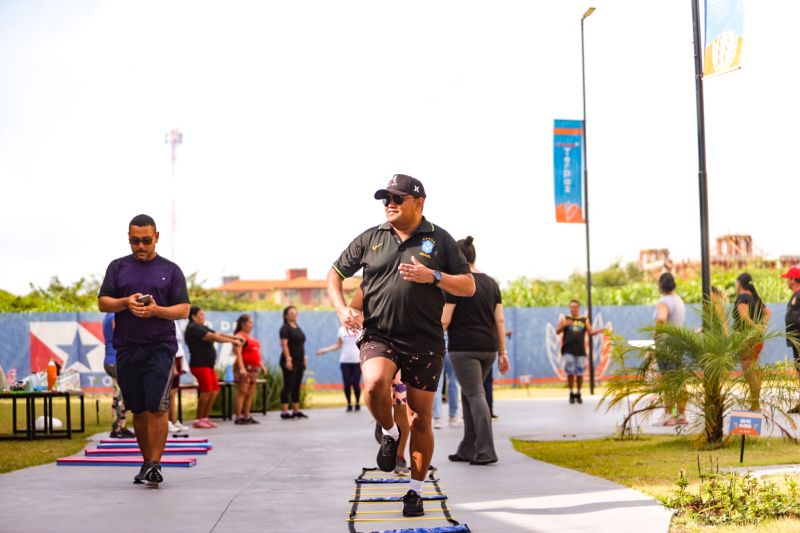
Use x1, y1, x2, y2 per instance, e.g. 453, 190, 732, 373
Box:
98, 254, 190, 356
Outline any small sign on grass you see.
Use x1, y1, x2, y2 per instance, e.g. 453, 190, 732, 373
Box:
729, 410, 763, 463
729, 410, 763, 436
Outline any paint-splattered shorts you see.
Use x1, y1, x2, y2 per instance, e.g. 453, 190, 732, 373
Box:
391, 371, 407, 405
359, 337, 444, 393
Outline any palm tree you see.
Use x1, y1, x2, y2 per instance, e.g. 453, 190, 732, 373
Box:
602, 302, 797, 447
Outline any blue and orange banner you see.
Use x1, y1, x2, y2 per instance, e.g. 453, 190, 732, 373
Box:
704, 0, 744, 77
553, 119, 584, 224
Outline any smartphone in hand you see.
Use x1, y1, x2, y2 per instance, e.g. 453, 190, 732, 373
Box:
136, 294, 152, 305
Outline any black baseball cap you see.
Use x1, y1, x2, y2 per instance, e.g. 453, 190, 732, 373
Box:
374, 174, 427, 200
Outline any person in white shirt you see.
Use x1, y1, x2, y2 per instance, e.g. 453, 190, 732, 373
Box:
168, 321, 190, 433
317, 325, 362, 412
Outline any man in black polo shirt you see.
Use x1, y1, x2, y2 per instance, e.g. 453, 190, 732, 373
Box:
327, 174, 475, 517
782, 267, 800, 413
98, 214, 190, 486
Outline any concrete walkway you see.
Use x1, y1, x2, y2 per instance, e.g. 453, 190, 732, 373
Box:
0, 396, 673, 532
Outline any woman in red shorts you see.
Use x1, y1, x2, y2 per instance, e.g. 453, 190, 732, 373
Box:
233, 314, 267, 424
185, 306, 242, 428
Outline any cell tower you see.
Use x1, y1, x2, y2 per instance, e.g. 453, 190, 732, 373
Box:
165, 129, 183, 259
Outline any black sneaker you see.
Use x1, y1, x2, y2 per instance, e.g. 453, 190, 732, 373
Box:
576, 393, 583, 404
280, 412, 293, 420
119, 427, 135, 438
143, 462, 163, 485
234, 418, 248, 425
133, 461, 151, 484
355, 405, 360, 411
373, 423, 383, 444
377, 430, 401, 472
346, 405, 353, 412
292, 411, 308, 419
569, 392, 576, 404
246, 417, 260, 424
402, 489, 424, 517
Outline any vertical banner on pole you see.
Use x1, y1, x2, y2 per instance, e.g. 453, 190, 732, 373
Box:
704, 0, 744, 77
553, 119, 585, 224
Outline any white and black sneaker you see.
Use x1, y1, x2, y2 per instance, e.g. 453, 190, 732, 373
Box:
377, 430, 401, 472
133, 461, 151, 484
143, 461, 163, 486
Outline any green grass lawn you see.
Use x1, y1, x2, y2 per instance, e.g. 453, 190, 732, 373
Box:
514, 435, 800, 532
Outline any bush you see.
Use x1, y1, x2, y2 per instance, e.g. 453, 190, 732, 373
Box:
662, 469, 800, 526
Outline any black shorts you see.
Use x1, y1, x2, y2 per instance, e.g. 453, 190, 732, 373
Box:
116, 344, 175, 414
359, 337, 444, 392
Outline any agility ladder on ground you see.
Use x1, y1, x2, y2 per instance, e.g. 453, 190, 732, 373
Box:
346, 466, 470, 533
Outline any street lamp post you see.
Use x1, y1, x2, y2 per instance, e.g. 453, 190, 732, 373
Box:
581, 7, 596, 394
690, 0, 711, 304
165, 129, 183, 260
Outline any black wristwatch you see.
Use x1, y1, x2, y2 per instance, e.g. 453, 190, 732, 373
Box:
432, 270, 443, 286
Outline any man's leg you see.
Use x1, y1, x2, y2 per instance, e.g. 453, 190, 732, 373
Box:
133, 413, 150, 457
405, 386, 436, 481
138, 411, 168, 462
362, 357, 398, 430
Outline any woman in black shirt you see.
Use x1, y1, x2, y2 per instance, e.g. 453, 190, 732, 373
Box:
185, 306, 242, 428
733, 272, 771, 410
441, 236, 510, 465
279, 305, 309, 419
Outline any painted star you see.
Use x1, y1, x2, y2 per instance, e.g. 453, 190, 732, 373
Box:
58, 329, 98, 371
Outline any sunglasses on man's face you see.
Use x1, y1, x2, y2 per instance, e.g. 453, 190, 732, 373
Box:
382, 194, 409, 207
129, 236, 155, 246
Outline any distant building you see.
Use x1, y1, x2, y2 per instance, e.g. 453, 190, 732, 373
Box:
639, 248, 672, 273
639, 234, 789, 274
215, 269, 361, 307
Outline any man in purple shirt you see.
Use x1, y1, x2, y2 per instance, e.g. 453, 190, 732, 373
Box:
98, 214, 190, 486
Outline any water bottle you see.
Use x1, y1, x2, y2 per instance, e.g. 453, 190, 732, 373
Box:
47, 360, 58, 391
224, 363, 234, 383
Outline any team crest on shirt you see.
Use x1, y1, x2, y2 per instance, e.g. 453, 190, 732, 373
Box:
420, 238, 436, 257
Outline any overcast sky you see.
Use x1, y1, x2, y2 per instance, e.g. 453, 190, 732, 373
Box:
1, 0, 797, 295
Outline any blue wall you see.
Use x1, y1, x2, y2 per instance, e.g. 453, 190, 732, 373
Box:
2, 303, 793, 387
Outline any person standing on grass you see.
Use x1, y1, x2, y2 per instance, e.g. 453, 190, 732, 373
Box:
653, 272, 687, 425
316, 324, 363, 412
327, 173, 475, 517
185, 306, 243, 429
556, 300, 602, 405
782, 267, 800, 414
733, 272, 771, 411
233, 314, 267, 424
279, 305, 309, 419
98, 214, 190, 486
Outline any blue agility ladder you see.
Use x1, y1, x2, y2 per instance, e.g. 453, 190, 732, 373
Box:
347, 466, 470, 533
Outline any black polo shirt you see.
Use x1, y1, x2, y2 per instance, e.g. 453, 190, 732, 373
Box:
333, 217, 470, 352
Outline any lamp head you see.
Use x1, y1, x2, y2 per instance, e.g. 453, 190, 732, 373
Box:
583, 7, 596, 19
